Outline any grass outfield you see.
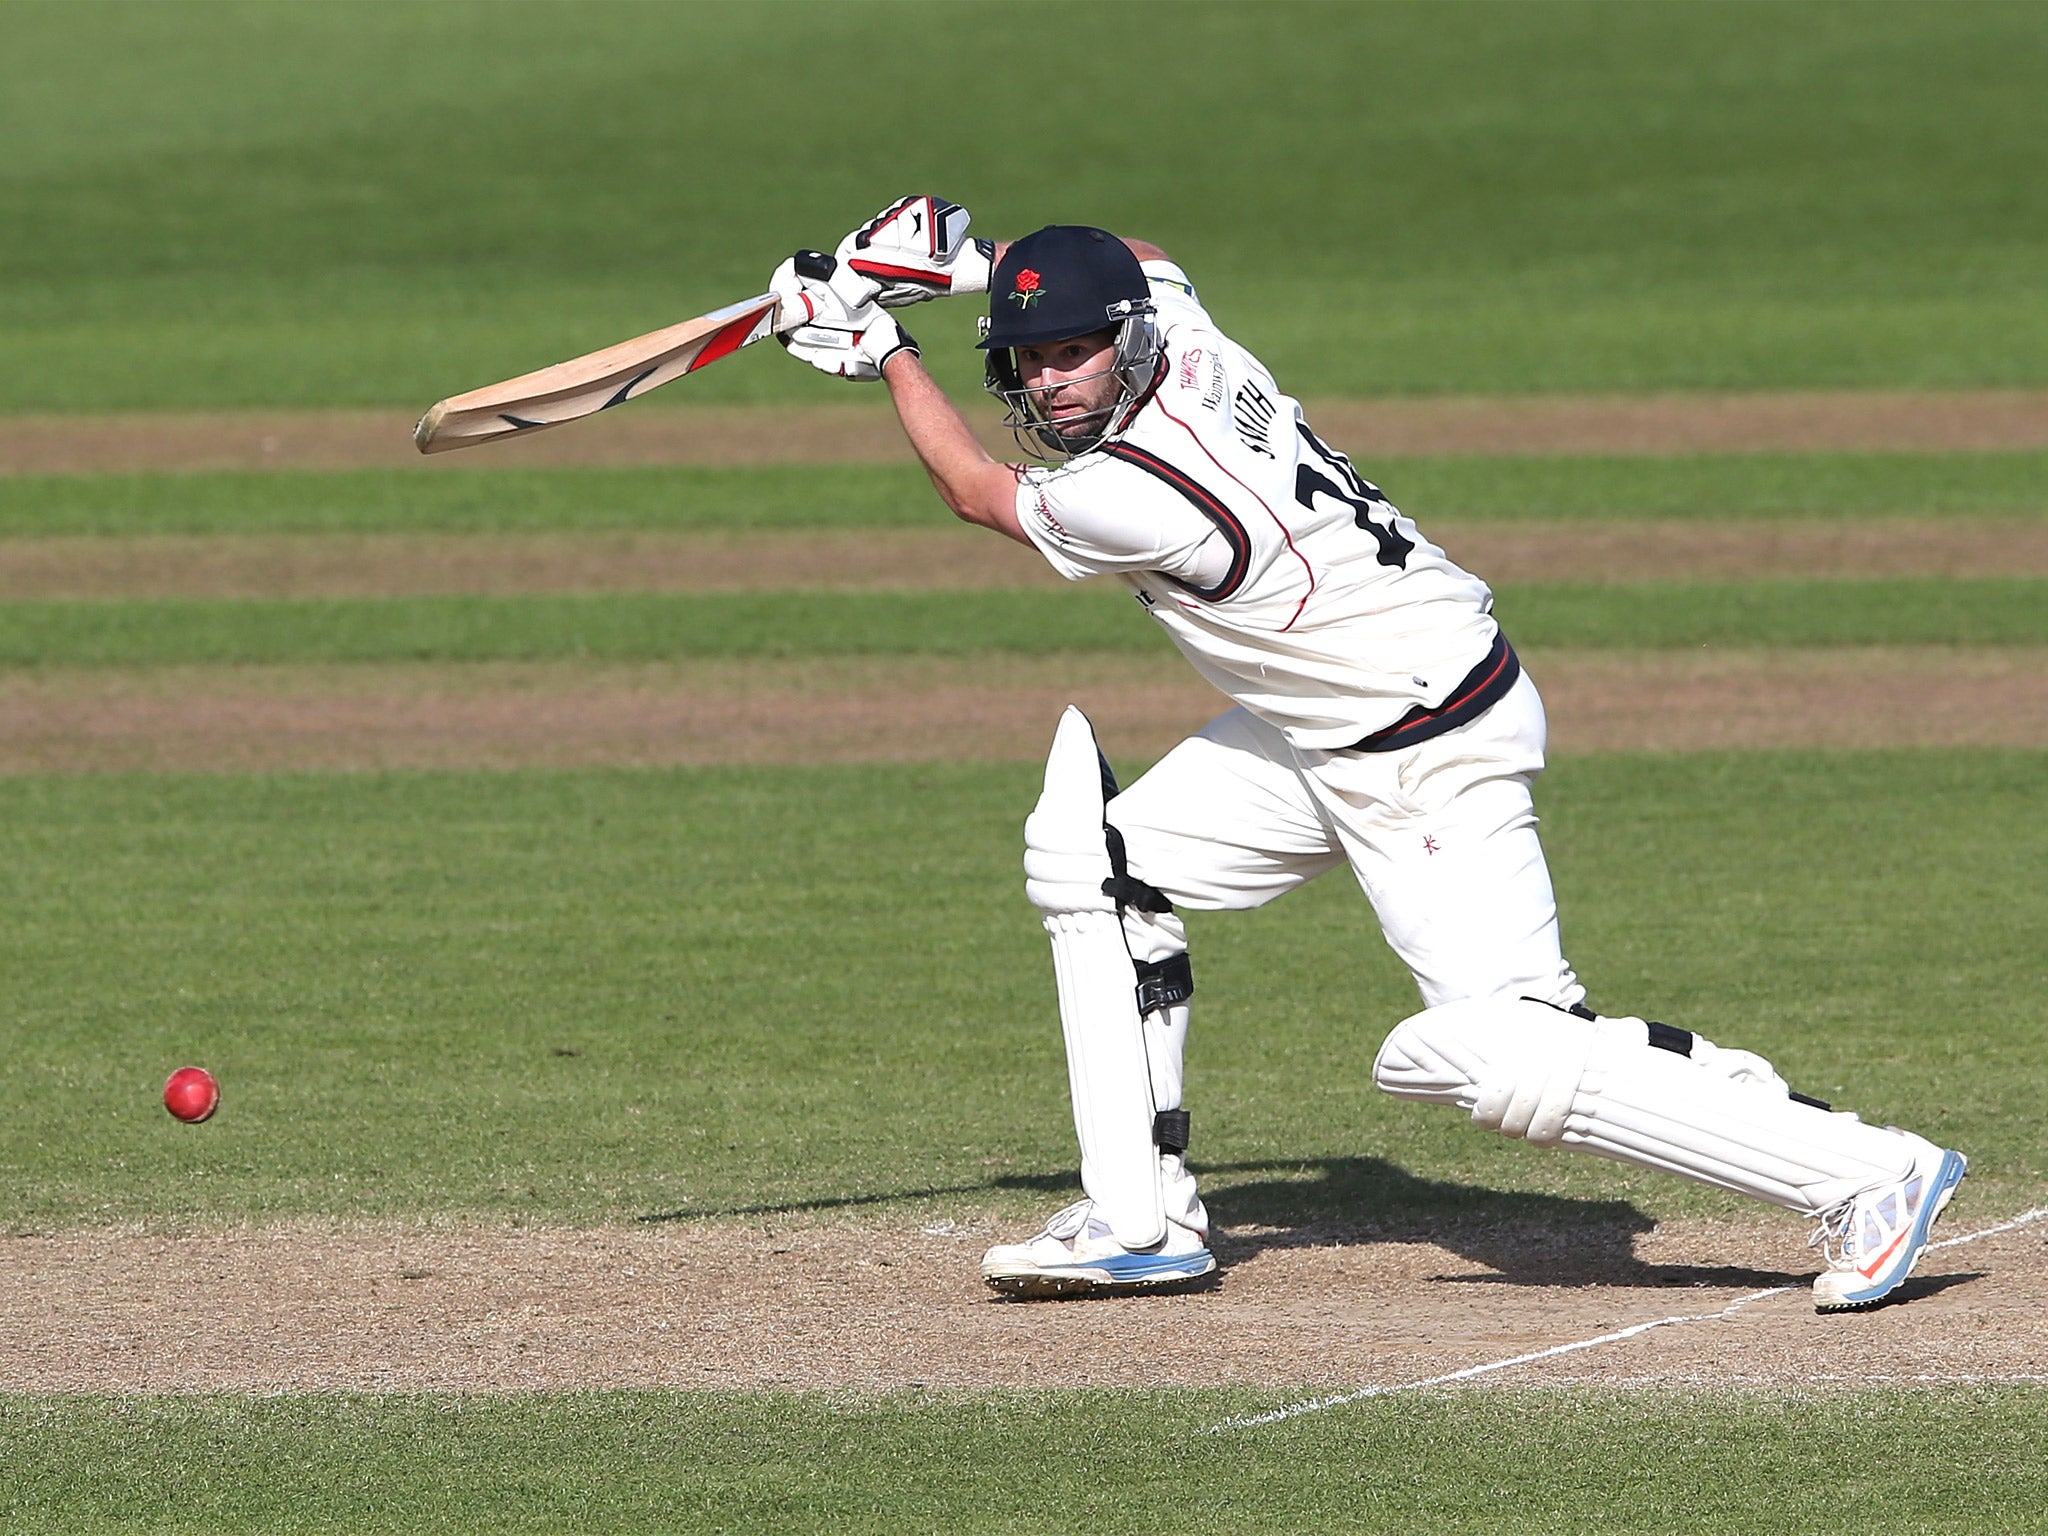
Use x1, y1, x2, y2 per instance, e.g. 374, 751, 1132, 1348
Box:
9, 2, 2045, 1517
0, 578, 2040, 668
4, 1, 2047, 408
4, 452, 2046, 537
7, 1389, 2048, 1534
4, 752, 2039, 1230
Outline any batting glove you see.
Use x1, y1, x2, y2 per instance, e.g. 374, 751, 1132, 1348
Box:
770, 251, 918, 383
834, 195, 995, 308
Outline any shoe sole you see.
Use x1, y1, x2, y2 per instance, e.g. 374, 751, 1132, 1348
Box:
1814, 1149, 1967, 1313
983, 1252, 1218, 1300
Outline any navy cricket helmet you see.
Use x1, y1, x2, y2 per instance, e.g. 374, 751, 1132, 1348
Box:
978, 225, 1162, 461
979, 225, 1149, 351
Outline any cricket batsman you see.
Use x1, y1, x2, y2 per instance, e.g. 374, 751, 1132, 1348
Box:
765, 197, 1967, 1310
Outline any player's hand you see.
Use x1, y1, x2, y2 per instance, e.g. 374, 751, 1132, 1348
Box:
768, 249, 857, 331
771, 251, 918, 382
834, 196, 995, 308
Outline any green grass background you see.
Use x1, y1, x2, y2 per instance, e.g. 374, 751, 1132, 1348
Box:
8, 1389, 2048, 1535
5, 1, 2046, 1529
0, 578, 2043, 668
3, 0, 2046, 409
4, 452, 2046, 537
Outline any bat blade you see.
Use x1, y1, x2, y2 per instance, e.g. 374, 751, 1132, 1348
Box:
413, 292, 782, 454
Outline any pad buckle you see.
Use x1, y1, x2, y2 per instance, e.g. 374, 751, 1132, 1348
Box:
1134, 953, 1194, 1016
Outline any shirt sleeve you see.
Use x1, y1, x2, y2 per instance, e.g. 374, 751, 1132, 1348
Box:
1015, 453, 1235, 588
1141, 260, 1209, 327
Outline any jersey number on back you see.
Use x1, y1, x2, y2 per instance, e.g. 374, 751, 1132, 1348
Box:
1294, 424, 1414, 569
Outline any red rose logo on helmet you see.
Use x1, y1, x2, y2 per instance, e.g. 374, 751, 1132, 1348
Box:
1011, 269, 1044, 308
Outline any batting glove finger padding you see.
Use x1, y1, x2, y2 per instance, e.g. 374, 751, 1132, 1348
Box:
835, 195, 995, 307
770, 250, 919, 382
780, 307, 918, 383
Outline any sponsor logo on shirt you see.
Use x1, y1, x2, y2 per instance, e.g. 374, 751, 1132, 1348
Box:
1033, 491, 1069, 542
1178, 347, 1204, 390
1202, 354, 1226, 412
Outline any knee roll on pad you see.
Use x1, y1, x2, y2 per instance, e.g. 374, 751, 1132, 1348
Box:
1026, 712, 1176, 920
1024, 708, 1123, 916
1374, 997, 1917, 1215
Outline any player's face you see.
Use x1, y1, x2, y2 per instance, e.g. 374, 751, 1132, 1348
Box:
1015, 329, 1121, 441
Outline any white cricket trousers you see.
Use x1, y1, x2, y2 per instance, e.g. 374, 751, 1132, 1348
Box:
1106, 671, 1585, 1011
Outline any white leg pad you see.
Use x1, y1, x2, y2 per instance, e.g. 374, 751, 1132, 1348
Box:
1025, 707, 1166, 1249
1142, 999, 1208, 1234
1041, 910, 1165, 1247
1374, 997, 1918, 1216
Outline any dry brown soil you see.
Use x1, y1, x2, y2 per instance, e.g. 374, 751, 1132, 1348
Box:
0, 646, 2042, 775
3, 519, 2046, 599
4, 388, 2048, 474
4, 1210, 2042, 1396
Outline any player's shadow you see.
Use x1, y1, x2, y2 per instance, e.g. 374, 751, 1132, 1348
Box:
636, 1169, 1078, 1225
1194, 1155, 1809, 1290
1834, 1269, 1980, 1310
639, 1154, 1806, 1289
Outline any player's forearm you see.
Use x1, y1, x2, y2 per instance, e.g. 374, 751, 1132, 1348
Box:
882, 351, 987, 498
881, 352, 1028, 543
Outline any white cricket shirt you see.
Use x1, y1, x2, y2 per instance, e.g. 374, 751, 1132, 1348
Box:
1015, 263, 1503, 750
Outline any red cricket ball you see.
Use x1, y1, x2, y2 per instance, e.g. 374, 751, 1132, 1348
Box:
163, 1066, 220, 1123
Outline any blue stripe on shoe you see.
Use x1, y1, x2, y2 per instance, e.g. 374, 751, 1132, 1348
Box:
1838, 1149, 1968, 1305
1089, 1248, 1216, 1283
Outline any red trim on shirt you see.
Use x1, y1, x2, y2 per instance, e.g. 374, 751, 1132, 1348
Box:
1151, 393, 1317, 631
1102, 442, 1254, 601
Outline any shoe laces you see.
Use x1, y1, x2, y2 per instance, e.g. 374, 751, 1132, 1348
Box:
1808, 1170, 1927, 1270
1038, 1199, 1096, 1243
1808, 1200, 1857, 1268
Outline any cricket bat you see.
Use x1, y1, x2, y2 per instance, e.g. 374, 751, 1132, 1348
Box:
412, 291, 784, 454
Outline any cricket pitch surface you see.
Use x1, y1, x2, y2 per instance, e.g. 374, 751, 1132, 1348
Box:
4, 1210, 2045, 1395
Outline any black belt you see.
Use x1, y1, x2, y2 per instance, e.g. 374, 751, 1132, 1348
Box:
1348, 632, 1521, 753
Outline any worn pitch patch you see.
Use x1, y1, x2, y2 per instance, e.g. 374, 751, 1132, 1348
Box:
3, 1211, 2043, 1395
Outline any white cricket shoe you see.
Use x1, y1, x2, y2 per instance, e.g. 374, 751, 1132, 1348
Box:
1811, 1136, 1967, 1312
981, 1199, 1217, 1298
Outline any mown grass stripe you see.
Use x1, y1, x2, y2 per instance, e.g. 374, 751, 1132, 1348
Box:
1, 452, 2045, 538
0, 579, 2040, 668
5, 1387, 2048, 1535
1493, 578, 2048, 649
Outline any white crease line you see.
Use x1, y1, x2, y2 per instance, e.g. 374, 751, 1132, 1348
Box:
1205, 1204, 2048, 1433
1928, 1204, 2048, 1251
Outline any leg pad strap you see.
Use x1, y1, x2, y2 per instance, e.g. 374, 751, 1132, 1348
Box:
1135, 953, 1194, 1016
1153, 1109, 1191, 1155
